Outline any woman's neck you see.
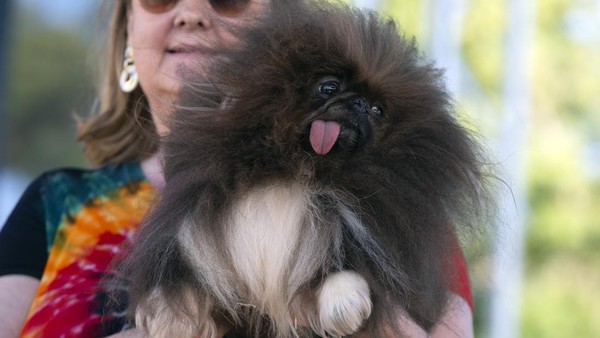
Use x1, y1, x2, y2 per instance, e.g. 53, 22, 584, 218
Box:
141, 152, 165, 190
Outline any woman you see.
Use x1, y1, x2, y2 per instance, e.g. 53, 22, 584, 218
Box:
0, 0, 474, 337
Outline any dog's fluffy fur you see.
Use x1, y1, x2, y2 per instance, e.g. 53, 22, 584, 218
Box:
116, 1, 494, 337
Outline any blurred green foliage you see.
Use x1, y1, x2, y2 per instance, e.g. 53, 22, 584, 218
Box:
381, 0, 423, 40
525, 0, 600, 336
5, 5, 92, 175
462, 0, 506, 103
384, 0, 600, 336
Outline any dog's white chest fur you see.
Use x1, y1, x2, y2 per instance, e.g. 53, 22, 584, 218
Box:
175, 183, 372, 337
226, 183, 312, 303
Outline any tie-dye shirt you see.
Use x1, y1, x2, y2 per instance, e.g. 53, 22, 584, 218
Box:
0, 163, 155, 337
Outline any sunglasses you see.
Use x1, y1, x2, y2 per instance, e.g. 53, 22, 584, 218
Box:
139, 0, 251, 16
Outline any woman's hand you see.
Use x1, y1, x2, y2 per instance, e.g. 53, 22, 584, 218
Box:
105, 322, 233, 338
352, 292, 474, 338
429, 293, 474, 338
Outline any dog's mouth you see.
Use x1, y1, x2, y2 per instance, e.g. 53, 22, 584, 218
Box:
307, 118, 367, 156
306, 94, 377, 156
309, 119, 342, 155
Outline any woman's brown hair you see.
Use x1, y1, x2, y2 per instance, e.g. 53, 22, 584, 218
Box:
77, 0, 157, 166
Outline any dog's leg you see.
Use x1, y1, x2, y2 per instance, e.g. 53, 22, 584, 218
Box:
301, 271, 372, 337
135, 288, 218, 338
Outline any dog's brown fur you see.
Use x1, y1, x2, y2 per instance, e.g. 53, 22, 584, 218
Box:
116, 1, 494, 337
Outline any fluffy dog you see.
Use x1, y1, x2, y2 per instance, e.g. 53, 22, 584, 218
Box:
117, 1, 493, 337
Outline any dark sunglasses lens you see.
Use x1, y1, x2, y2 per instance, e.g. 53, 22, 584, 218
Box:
209, 0, 251, 16
140, 0, 177, 13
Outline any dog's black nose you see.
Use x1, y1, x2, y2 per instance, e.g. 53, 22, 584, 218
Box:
351, 96, 370, 115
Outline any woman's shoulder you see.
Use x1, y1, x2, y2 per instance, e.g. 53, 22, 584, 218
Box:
35, 162, 151, 207
29, 162, 148, 202
33, 163, 153, 244
13, 162, 147, 214
37, 162, 147, 191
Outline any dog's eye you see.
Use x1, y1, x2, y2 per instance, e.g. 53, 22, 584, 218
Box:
318, 81, 340, 96
371, 105, 383, 117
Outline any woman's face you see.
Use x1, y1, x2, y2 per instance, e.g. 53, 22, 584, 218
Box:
127, 0, 265, 134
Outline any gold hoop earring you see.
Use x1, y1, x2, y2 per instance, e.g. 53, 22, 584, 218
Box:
119, 46, 139, 93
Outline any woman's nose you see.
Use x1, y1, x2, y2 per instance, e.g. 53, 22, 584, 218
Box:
173, 0, 213, 30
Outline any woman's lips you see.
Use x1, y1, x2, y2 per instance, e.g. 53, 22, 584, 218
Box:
167, 48, 202, 55
166, 46, 219, 59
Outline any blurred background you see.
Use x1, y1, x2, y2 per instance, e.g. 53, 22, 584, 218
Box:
0, 0, 599, 337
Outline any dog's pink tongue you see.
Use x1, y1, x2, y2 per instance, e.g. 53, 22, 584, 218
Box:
310, 119, 341, 155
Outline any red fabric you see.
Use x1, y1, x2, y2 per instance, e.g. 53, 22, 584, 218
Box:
446, 237, 474, 313
21, 232, 134, 337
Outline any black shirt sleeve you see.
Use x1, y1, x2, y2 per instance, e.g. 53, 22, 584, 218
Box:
0, 174, 48, 278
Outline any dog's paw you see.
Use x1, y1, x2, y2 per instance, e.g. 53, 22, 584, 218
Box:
135, 289, 218, 338
314, 270, 372, 337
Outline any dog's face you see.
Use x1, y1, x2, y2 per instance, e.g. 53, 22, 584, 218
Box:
304, 75, 384, 155
169, 1, 453, 182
